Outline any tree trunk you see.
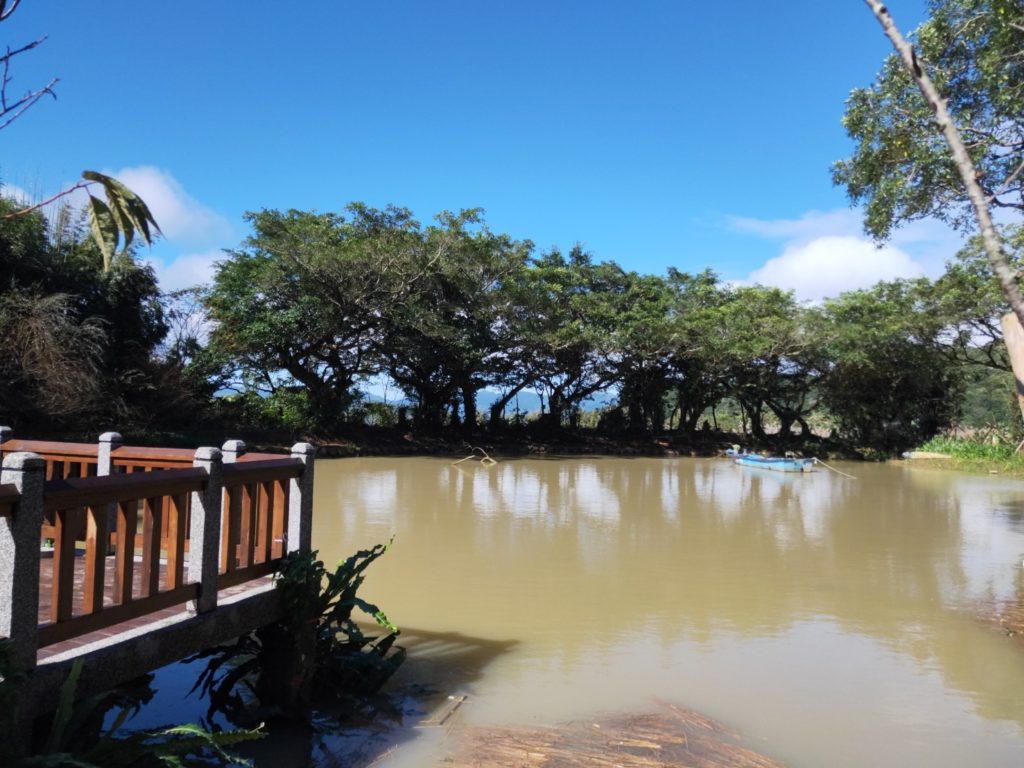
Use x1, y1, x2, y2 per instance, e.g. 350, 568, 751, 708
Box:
461, 384, 477, 432
1000, 313, 1024, 424
488, 383, 529, 430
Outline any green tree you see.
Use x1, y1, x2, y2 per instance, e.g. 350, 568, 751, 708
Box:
604, 272, 675, 433
720, 286, 818, 440
379, 210, 531, 433
814, 281, 963, 452
0, 200, 168, 428
519, 246, 619, 431
206, 206, 417, 430
836, 0, 1023, 239
918, 225, 1024, 373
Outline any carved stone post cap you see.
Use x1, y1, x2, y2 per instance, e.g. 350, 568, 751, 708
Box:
290, 442, 317, 458
0, 426, 12, 443
1, 451, 45, 471
98, 431, 124, 445
193, 446, 223, 463
222, 439, 246, 453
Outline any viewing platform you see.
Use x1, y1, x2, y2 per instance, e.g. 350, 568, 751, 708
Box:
0, 428, 316, 719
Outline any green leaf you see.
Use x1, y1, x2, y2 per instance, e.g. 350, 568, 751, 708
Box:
85, 195, 117, 271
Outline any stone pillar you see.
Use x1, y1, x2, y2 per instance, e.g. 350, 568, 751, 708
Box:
287, 443, 316, 554
188, 447, 223, 615
0, 452, 45, 670
97, 431, 123, 477
97, 432, 124, 538
221, 439, 246, 464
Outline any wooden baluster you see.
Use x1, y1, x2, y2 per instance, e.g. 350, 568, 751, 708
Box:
83, 504, 107, 614
241, 483, 257, 568
114, 501, 137, 605
257, 481, 271, 564
224, 485, 242, 573
140, 496, 162, 597
271, 479, 286, 559
51, 507, 77, 623
165, 493, 187, 588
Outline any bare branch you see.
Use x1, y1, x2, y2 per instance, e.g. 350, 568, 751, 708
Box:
989, 157, 1024, 204
863, 0, 1024, 330
0, 180, 91, 219
0, 36, 58, 129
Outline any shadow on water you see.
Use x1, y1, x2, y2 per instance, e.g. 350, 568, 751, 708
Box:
236, 627, 519, 767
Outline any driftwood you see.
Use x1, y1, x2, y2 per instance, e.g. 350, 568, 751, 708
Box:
440, 700, 784, 768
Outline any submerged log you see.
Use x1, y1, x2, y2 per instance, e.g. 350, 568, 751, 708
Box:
441, 700, 784, 768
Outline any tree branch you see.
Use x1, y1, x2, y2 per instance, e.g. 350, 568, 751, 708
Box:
0, 36, 58, 130
863, 0, 1024, 330
0, 180, 91, 219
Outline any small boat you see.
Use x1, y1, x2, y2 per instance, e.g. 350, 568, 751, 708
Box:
725, 448, 814, 473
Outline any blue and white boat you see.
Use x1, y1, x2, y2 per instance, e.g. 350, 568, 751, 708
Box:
725, 448, 814, 473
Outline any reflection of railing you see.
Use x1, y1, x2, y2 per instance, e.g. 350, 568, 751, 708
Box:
0, 428, 315, 670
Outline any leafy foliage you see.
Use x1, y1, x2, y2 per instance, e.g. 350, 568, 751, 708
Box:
82, 172, 161, 272
834, 0, 1024, 237
188, 542, 403, 724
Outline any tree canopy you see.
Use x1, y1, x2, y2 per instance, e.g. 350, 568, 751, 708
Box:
835, 0, 1024, 239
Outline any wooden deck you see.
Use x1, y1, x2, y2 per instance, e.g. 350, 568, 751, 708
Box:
36, 551, 272, 662
2, 432, 314, 723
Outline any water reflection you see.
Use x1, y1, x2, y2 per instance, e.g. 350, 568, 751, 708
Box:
312, 457, 1024, 767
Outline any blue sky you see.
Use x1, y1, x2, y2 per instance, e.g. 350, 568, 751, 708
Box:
1, 0, 958, 301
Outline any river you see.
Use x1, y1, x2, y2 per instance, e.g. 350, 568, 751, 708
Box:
304, 456, 1024, 767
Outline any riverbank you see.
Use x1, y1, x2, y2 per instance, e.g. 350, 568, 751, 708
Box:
95, 424, 854, 462
900, 436, 1024, 478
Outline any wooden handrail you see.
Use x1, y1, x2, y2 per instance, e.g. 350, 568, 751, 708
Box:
1, 439, 97, 458
222, 458, 302, 484
43, 468, 207, 512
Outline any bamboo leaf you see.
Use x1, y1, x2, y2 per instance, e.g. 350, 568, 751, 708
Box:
85, 195, 116, 271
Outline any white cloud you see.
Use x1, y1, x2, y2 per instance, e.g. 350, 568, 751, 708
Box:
748, 236, 925, 303
728, 209, 863, 245
144, 249, 223, 292
732, 208, 966, 302
111, 166, 233, 245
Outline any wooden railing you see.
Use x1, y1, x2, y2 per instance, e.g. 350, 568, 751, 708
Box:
0, 430, 316, 669
218, 459, 299, 588
38, 468, 207, 647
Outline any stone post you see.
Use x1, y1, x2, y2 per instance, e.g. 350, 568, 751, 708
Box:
97, 431, 123, 477
287, 443, 316, 554
0, 452, 45, 670
97, 432, 123, 537
221, 439, 246, 464
188, 447, 223, 614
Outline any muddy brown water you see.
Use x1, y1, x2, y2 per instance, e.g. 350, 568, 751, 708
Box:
304, 456, 1024, 767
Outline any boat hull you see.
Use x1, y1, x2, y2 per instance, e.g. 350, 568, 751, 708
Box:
731, 454, 814, 473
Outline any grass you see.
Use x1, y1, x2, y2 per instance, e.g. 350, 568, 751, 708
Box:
914, 435, 1024, 475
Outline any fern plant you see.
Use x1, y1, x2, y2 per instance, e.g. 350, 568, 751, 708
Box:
189, 541, 404, 723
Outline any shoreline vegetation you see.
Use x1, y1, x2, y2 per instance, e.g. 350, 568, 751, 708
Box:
20, 425, 1024, 474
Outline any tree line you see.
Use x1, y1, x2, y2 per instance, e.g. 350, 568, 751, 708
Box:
1, 196, 1019, 453
1, 0, 1019, 454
